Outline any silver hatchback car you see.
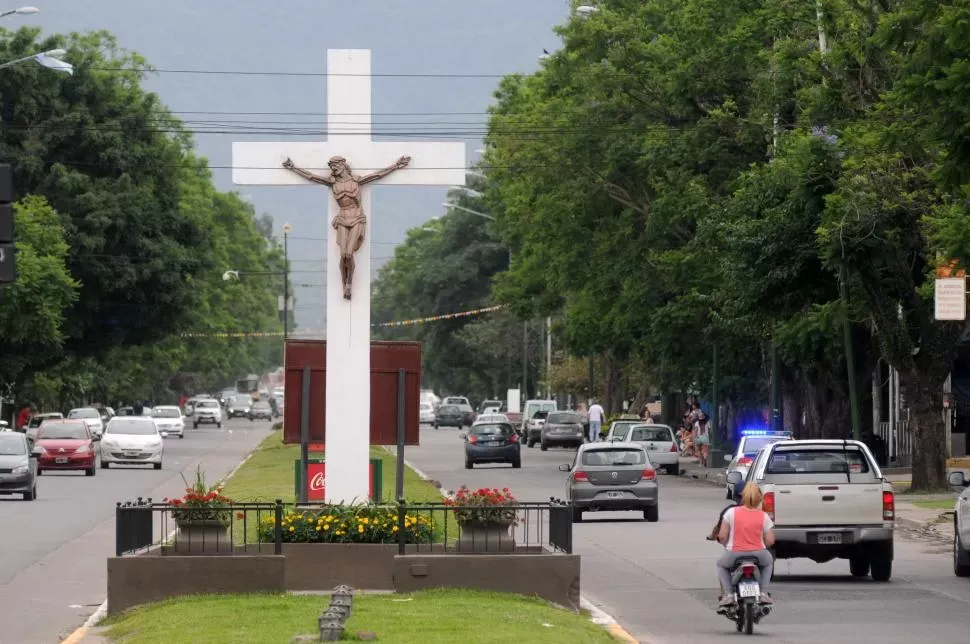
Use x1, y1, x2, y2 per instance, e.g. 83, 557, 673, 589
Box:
559, 442, 659, 523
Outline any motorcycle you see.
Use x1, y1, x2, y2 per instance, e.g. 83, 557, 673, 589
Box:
721, 557, 772, 634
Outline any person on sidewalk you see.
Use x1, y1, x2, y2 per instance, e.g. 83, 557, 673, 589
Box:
695, 405, 711, 467
587, 400, 604, 442
715, 483, 776, 611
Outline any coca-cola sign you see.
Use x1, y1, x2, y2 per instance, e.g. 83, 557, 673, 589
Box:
303, 462, 376, 501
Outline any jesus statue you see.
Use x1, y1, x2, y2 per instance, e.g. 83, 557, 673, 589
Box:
282, 154, 411, 299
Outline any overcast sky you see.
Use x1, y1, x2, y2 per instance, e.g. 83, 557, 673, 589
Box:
21, 0, 569, 329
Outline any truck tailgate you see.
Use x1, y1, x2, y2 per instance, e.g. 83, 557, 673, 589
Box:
773, 483, 885, 525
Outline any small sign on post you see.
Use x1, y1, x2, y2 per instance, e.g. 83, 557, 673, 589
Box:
935, 277, 967, 321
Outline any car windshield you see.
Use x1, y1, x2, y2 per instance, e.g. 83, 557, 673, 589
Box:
253, 403, 270, 410
0, 434, 26, 455
741, 436, 789, 456
37, 424, 88, 440
439, 406, 458, 413
582, 448, 647, 466
29, 414, 59, 427
472, 423, 514, 436
106, 420, 157, 435
547, 412, 580, 424
153, 409, 180, 418
626, 426, 674, 442
68, 408, 99, 419
532, 410, 550, 420
765, 448, 871, 475
420, 403, 433, 411
445, 397, 466, 404
230, 398, 248, 406
197, 401, 218, 408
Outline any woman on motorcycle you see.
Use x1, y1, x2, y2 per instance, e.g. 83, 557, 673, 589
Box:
716, 482, 775, 609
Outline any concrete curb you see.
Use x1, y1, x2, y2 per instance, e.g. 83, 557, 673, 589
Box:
60, 446, 260, 642
389, 447, 640, 641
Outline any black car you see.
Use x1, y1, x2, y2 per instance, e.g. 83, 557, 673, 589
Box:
226, 397, 251, 419
248, 402, 273, 421
0, 432, 38, 500
434, 405, 464, 429
538, 411, 585, 451
461, 422, 521, 469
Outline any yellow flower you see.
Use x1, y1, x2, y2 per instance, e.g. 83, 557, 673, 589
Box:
315, 526, 320, 531
324, 523, 331, 530
392, 526, 399, 532
358, 526, 364, 533
289, 526, 295, 532
361, 517, 369, 525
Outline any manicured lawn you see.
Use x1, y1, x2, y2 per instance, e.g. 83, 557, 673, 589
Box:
911, 499, 957, 511
99, 589, 617, 643
220, 432, 442, 503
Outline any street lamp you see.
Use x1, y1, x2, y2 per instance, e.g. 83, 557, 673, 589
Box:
576, 5, 599, 17
0, 48, 73, 75
0, 6, 39, 17
442, 201, 495, 221
455, 187, 483, 198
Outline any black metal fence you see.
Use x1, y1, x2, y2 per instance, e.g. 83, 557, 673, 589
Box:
115, 498, 573, 556
115, 498, 283, 556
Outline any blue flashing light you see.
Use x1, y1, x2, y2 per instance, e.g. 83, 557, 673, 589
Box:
739, 428, 792, 437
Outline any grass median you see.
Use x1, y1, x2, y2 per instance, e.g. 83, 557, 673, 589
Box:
99, 589, 617, 643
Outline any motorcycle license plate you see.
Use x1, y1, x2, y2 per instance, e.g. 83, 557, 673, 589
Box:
816, 533, 843, 544
738, 582, 760, 598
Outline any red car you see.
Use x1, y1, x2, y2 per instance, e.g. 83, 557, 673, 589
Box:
34, 420, 97, 476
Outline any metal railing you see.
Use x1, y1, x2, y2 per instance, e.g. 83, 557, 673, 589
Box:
876, 420, 912, 465
115, 498, 283, 556
115, 498, 573, 556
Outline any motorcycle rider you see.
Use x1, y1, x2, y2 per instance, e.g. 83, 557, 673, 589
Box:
715, 482, 775, 611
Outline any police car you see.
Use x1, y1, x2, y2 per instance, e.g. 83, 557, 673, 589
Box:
723, 429, 793, 499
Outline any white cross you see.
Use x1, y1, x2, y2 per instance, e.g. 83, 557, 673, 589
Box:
232, 49, 466, 503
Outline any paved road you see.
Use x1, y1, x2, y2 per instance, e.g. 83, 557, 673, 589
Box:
0, 417, 272, 644
402, 426, 970, 643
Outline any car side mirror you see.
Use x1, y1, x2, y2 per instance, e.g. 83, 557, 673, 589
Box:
948, 471, 968, 488
458, 432, 466, 439
30, 447, 43, 458
723, 454, 732, 463
726, 471, 743, 485
558, 464, 571, 472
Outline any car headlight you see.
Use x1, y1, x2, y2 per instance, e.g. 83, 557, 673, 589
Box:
149, 441, 163, 449
75, 445, 91, 454
12, 465, 28, 475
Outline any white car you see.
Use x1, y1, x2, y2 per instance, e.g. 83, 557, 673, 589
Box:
723, 430, 793, 498
100, 417, 164, 470
419, 402, 436, 425
152, 406, 185, 438
67, 407, 104, 440
613, 423, 680, 475
192, 399, 223, 428
474, 413, 510, 425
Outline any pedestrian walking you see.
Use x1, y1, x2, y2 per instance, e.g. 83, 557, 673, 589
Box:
587, 400, 604, 442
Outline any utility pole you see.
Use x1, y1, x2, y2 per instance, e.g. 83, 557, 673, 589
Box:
841, 263, 862, 439
545, 317, 552, 398
711, 343, 719, 451
587, 356, 595, 405
282, 223, 291, 340
770, 341, 782, 432
522, 320, 528, 399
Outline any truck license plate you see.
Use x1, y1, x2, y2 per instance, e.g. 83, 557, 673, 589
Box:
816, 533, 843, 544
738, 582, 760, 598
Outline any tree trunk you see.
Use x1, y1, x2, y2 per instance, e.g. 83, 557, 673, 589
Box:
603, 352, 623, 416
901, 369, 947, 490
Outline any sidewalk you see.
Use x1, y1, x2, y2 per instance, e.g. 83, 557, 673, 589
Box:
677, 457, 956, 539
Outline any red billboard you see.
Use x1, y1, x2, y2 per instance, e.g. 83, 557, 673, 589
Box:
283, 340, 421, 446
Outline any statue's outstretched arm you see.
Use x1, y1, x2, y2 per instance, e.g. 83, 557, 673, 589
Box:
283, 157, 334, 185
359, 156, 411, 185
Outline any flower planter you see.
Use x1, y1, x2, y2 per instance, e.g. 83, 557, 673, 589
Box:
456, 521, 516, 553
172, 520, 231, 554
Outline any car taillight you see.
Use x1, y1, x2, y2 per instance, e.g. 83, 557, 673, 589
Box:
737, 457, 753, 466
468, 435, 478, 444
883, 491, 894, 520
573, 470, 588, 482
509, 434, 519, 443
670, 443, 678, 452
641, 469, 657, 481
762, 492, 775, 520
741, 564, 757, 578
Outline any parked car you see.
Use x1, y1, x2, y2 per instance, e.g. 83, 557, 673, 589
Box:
614, 423, 681, 475
443, 397, 476, 426
419, 402, 436, 425
604, 418, 645, 442
949, 471, 970, 577
434, 404, 465, 429
559, 442, 659, 523
99, 417, 164, 470
24, 412, 63, 436
248, 402, 273, 421
151, 406, 185, 438
33, 419, 97, 476
536, 411, 585, 451
730, 439, 895, 580
227, 396, 251, 419
66, 407, 104, 440
0, 431, 38, 500
460, 421, 521, 469
524, 410, 551, 444
192, 399, 223, 429
723, 430, 793, 498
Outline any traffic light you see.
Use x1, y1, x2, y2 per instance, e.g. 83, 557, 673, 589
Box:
0, 164, 13, 284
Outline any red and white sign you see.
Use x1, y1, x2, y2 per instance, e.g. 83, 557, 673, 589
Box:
305, 462, 375, 501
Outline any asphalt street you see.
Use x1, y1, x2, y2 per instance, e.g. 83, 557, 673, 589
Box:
0, 417, 272, 644
402, 425, 970, 643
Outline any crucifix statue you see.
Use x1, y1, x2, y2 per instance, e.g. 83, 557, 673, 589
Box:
282, 154, 411, 300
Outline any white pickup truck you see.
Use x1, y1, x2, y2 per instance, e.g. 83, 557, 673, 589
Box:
729, 439, 895, 581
